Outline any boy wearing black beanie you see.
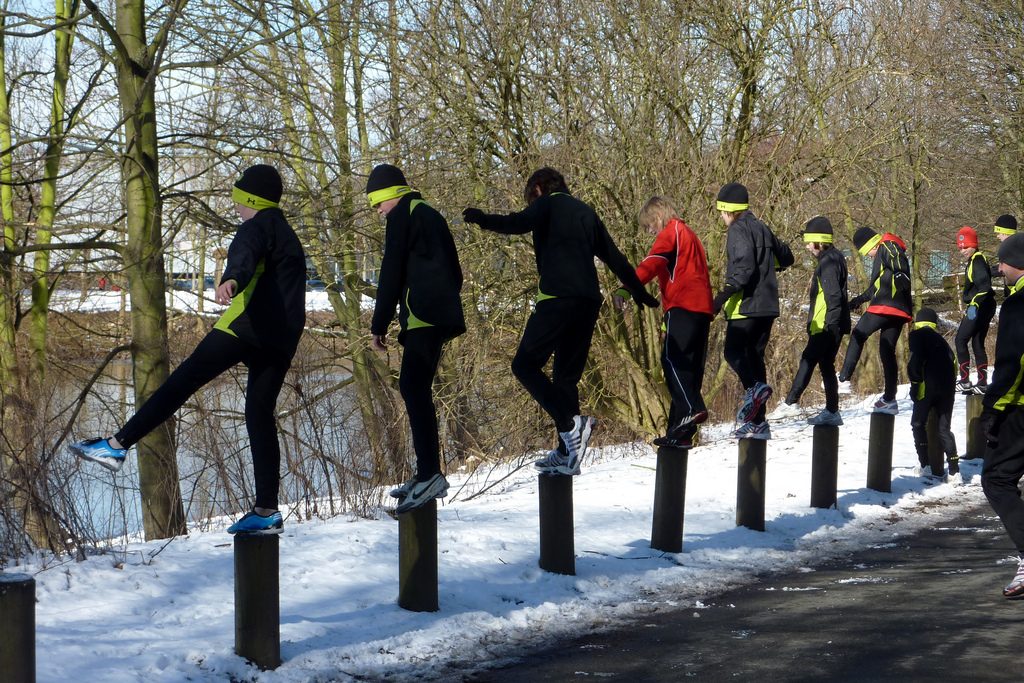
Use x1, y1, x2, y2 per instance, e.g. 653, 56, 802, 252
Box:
838, 226, 913, 414
463, 167, 659, 475
980, 233, 1024, 597
907, 307, 958, 479
367, 164, 466, 513
767, 216, 850, 426
713, 182, 794, 440
71, 164, 307, 535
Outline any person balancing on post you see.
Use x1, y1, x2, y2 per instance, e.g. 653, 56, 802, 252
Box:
838, 226, 912, 414
70, 164, 307, 535
366, 164, 466, 514
462, 167, 659, 475
615, 196, 714, 448
907, 307, 959, 480
954, 226, 994, 394
979, 232, 1024, 597
712, 182, 794, 440
766, 217, 850, 426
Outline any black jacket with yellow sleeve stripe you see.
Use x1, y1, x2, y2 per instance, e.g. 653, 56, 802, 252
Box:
984, 277, 1024, 412
215, 207, 307, 358
371, 192, 466, 345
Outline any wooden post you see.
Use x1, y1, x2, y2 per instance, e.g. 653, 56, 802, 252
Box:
538, 474, 575, 575
966, 393, 984, 460
866, 412, 895, 493
234, 534, 281, 671
398, 500, 439, 612
736, 439, 767, 532
0, 573, 34, 683
926, 408, 945, 476
651, 446, 689, 553
810, 425, 840, 509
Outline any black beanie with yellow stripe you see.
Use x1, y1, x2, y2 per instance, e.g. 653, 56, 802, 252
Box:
233, 164, 282, 210
366, 164, 413, 208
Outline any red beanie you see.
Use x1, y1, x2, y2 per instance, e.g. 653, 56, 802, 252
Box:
956, 226, 978, 249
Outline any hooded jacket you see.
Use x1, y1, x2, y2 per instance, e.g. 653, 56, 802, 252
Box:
718, 210, 794, 319
807, 245, 851, 335
851, 233, 913, 320
371, 192, 466, 345
907, 321, 955, 400
215, 207, 307, 358
476, 191, 652, 303
634, 218, 714, 315
962, 251, 993, 307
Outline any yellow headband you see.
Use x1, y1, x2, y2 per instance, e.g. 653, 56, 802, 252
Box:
233, 187, 279, 210
717, 201, 748, 212
367, 185, 412, 208
995, 225, 1017, 235
858, 233, 882, 255
914, 321, 937, 330
803, 233, 833, 244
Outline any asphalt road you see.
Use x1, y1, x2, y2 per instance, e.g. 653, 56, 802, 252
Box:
454, 501, 1023, 683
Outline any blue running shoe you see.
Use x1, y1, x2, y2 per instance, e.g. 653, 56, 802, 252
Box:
227, 510, 284, 535
69, 438, 127, 472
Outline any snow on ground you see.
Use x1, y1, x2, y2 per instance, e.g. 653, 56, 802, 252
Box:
9, 382, 994, 683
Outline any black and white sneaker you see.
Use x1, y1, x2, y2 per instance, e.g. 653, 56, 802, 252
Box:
1004, 557, 1024, 598
957, 379, 973, 394
389, 477, 417, 499
395, 473, 449, 514
534, 449, 579, 475
654, 424, 697, 449
558, 415, 595, 474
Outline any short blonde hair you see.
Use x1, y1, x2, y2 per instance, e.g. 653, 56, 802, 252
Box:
639, 196, 678, 234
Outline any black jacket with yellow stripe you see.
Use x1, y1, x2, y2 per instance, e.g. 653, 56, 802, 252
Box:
371, 192, 466, 345
807, 245, 851, 335
984, 277, 1024, 412
850, 234, 912, 320
215, 207, 307, 358
907, 321, 955, 401
962, 251, 992, 307
476, 191, 650, 303
719, 210, 794, 319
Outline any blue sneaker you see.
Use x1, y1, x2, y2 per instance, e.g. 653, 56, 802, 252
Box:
227, 510, 284, 535
69, 438, 127, 472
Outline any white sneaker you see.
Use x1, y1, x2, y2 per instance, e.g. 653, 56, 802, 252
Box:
872, 397, 899, 415
395, 473, 450, 514
534, 449, 579, 476
558, 415, 595, 473
836, 374, 852, 395
733, 421, 771, 440
1004, 557, 1024, 597
766, 402, 802, 421
737, 382, 772, 423
807, 409, 843, 426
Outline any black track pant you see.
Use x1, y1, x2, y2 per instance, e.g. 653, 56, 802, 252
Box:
398, 326, 451, 479
511, 297, 601, 433
983, 405, 1024, 555
840, 312, 905, 401
723, 317, 774, 388
115, 329, 290, 510
662, 308, 711, 426
723, 317, 774, 423
955, 295, 995, 383
910, 391, 956, 467
786, 331, 841, 413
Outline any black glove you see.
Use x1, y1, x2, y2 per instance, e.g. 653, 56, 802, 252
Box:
462, 207, 487, 226
631, 289, 660, 308
849, 293, 868, 308
713, 291, 731, 316
979, 407, 1002, 446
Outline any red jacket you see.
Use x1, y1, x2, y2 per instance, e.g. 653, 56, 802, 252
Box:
635, 218, 714, 315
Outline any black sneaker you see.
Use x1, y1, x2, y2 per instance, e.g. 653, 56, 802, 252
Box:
654, 424, 697, 449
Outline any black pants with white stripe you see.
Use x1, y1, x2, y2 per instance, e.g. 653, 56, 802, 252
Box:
662, 308, 711, 427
